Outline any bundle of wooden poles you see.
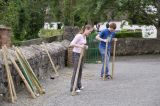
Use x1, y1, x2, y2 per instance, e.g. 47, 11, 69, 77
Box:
1, 45, 45, 103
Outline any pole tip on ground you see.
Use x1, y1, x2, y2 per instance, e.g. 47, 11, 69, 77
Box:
55, 74, 59, 77
40, 89, 46, 94
71, 92, 77, 96
103, 75, 106, 80
35, 93, 40, 97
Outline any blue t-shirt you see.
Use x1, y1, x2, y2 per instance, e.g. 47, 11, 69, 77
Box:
99, 29, 116, 50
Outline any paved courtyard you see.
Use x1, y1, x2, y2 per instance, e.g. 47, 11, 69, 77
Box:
1, 55, 160, 106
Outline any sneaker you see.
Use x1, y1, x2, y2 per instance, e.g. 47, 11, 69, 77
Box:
75, 89, 81, 93
106, 75, 112, 79
79, 86, 84, 90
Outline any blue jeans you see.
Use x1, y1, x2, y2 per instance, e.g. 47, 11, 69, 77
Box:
99, 47, 110, 77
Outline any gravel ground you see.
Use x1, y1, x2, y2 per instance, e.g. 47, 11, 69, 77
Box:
1, 55, 160, 106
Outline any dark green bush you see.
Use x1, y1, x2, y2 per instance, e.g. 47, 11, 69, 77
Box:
85, 31, 101, 63
38, 29, 63, 38
87, 31, 98, 43
11, 36, 22, 46
116, 31, 142, 38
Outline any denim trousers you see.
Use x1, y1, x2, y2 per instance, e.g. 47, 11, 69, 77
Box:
99, 47, 110, 77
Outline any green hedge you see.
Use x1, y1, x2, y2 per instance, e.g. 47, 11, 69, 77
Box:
116, 31, 142, 38
87, 31, 98, 43
11, 36, 22, 46
87, 31, 142, 42
85, 31, 101, 63
38, 29, 63, 38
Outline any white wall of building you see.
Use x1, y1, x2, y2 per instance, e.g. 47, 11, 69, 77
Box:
44, 22, 63, 30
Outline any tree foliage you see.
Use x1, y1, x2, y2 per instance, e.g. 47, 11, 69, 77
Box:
0, 0, 159, 40
0, 0, 50, 40
119, 0, 160, 38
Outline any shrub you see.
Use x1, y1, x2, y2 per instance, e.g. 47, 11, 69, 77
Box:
116, 31, 142, 38
11, 36, 22, 46
38, 29, 63, 38
87, 31, 98, 43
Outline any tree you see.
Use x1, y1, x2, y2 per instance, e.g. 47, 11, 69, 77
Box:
49, 0, 76, 26
0, 1, 19, 35
1, 0, 159, 40
0, 0, 52, 40
119, 0, 160, 39
24, 0, 46, 40
70, 0, 120, 26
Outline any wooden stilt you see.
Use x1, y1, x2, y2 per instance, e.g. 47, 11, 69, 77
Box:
10, 57, 36, 98
103, 40, 108, 80
3, 45, 17, 100
111, 39, 117, 79
41, 42, 59, 77
14, 51, 36, 93
15, 47, 45, 94
3, 46, 36, 98
71, 48, 84, 96
2, 47, 14, 103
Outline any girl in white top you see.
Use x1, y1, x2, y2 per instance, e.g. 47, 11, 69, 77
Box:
69, 25, 93, 93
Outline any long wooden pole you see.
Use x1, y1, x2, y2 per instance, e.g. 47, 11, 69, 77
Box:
15, 47, 41, 85
10, 57, 36, 98
103, 40, 108, 80
3, 46, 36, 98
14, 51, 35, 92
71, 48, 84, 96
15, 47, 45, 94
3, 46, 17, 101
111, 39, 117, 79
9, 73, 17, 101
2, 47, 14, 103
41, 42, 59, 76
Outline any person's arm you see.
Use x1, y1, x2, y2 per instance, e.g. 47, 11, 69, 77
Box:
96, 34, 108, 42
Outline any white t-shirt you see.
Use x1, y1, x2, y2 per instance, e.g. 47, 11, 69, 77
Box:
70, 34, 86, 53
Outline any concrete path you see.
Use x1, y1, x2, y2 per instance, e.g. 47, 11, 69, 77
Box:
1, 55, 160, 106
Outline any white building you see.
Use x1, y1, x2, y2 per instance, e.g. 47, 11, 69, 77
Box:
44, 22, 63, 30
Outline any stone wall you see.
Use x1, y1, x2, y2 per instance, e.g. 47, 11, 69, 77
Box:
63, 26, 79, 41
114, 38, 160, 55
16, 35, 63, 46
0, 40, 70, 95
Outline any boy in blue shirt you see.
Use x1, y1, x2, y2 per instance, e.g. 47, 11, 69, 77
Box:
96, 23, 117, 78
